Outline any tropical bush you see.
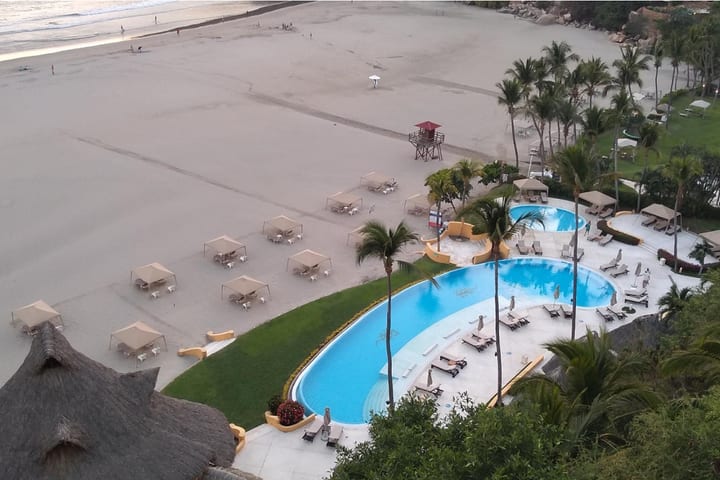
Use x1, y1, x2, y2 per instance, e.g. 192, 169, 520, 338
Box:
267, 394, 283, 416
656, 249, 720, 275
276, 400, 305, 426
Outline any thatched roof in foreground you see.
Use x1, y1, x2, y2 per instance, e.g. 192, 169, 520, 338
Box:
0, 322, 240, 480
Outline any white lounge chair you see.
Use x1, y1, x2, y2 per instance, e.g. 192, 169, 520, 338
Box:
598, 235, 613, 246
326, 425, 344, 448
625, 287, 647, 298
302, 417, 324, 442
607, 264, 629, 277
431, 360, 460, 377
532, 241, 543, 255
438, 353, 467, 368
414, 382, 443, 398
596, 307, 615, 322
462, 334, 492, 351
543, 304, 561, 317
559, 304, 573, 318
608, 304, 627, 319
516, 239, 530, 255
625, 295, 649, 307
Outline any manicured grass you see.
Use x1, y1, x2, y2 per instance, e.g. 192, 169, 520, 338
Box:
162, 257, 453, 429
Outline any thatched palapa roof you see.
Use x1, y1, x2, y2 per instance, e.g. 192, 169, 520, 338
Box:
0, 323, 239, 480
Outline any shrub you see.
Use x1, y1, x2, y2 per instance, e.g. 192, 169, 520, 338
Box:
276, 400, 305, 426
267, 394, 283, 416
657, 249, 720, 274
597, 220, 642, 245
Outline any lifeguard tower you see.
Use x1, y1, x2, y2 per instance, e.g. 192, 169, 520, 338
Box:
408, 121, 444, 161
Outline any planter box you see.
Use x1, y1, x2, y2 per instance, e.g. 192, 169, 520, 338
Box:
264, 411, 317, 432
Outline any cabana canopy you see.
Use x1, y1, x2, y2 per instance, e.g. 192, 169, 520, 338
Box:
110, 321, 167, 353
287, 249, 332, 271
262, 215, 303, 236
690, 99, 711, 110
131, 263, 176, 285
700, 230, 720, 247
404, 193, 432, 211
347, 226, 365, 246
221, 275, 270, 299
513, 178, 548, 193
579, 190, 616, 207
361, 171, 393, 188
326, 192, 363, 209
203, 235, 246, 257
641, 203, 680, 221
0, 323, 239, 479
617, 138, 637, 149
11, 300, 63, 331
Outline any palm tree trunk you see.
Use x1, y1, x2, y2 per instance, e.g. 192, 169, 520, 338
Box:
588, 92, 594, 109
572, 195, 579, 340
654, 66, 659, 109
385, 269, 395, 413
510, 112, 520, 168
673, 189, 681, 272
494, 247, 503, 406
547, 122, 554, 159
613, 124, 620, 211
637, 151, 649, 213
435, 201, 442, 251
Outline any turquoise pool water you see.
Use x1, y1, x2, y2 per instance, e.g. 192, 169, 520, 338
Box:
510, 205, 586, 232
292, 258, 614, 424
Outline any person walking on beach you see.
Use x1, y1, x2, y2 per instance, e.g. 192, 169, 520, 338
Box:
154, 16, 158, 25
121, 25, 125, 35
176, 28, 180, 35
51, 64, 54, 75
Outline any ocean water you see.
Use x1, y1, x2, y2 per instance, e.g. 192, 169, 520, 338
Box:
0, 0, 261, 62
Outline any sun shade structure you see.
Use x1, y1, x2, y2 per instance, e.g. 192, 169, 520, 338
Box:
403, 193, 432, 214
131, 262, 176, 285
262, 215, 303, 236
616, 138, 637, 149
0, 323, 240, 480
203, 235, 246, 257
11, 300, 63, 333
346, 225, 365, 246
326, 192, 363, 210
690, 99, 711, 110
361, 171, 393, 188
700, 230, 720, 247
110, 321, 167, 353
287, 249, 332, 271
641, 203, 680, 221
513, 178, 549, 193
579, 190, 616, 207
221, 275, 270, 300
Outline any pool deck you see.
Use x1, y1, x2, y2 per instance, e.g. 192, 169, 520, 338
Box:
234, 196, 703, 479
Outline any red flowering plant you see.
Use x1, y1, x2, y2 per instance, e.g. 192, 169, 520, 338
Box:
277, 400, 305, 426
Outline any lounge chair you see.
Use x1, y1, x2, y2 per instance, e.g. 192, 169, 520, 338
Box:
499, 315, 523, 330
414, 382, 443, 398
598, 234, 613, 246
439, 353, 467, 369
665, 224, 681, 235
600, 260, 619, 273
596, 307, 616, 322
540, 191, 549, 203
608, 304, 627, 319
641, 216, 657, 227
326, 425, 344, 448
528, 194, 539, 203
654, 219, 669, 231
532, 241, 543, 255
586, 204, 601, 215
508, 310, 530, 324
516, 239, 530, 255
598, 208, 614, 219
543, 304, 561, 317
462, 334, 491, 351
561, 244, 571, 259
625, 287, 647, 298
301, 417, 324, 442
587, 229, 603, 241
559, 304, 573, 318
431, 360, 460, 377
625, 295, 649, 307
607, 264, 629, 277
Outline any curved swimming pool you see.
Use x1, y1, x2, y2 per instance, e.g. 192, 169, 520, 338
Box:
292, 258, 614, 424
510, 205, 586, 232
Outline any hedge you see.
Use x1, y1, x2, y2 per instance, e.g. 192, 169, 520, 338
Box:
597, 220, 642, 246
657, 249, 720, 275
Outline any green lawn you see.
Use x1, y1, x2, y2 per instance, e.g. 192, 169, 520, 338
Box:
162, 257, 453, 429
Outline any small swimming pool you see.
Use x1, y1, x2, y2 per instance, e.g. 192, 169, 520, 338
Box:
510, 205, 586, 232
292, 258, 614, 424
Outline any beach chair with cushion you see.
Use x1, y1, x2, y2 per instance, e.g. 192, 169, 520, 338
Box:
561, 244, 571, 259
608, 264, 629, 277
653, 219, 669, 231
414, 382, 443, 398
641, 216, 657, 227
302, 417, 325, 442
439, 353, 467, 369
508, 310, 530, 325
516, 239, 530, 255
587, 229, 603, 241
586, 204, 601, 215
625, 295, 649, 307
326, 425, 344, 448
543, 304, 561, 317
608, 304, 627, 319
462, 334, 492, 351
471, 331, 496, 343
598, 208, 614, 219
665, 224, 681, 235
560, 304, 573, 318
625, 287, 647, 298
596, 307, 616, 322
598, 234, 613, 246
540, 191, 549, 203
431, 360, 460, 377
532, 241, 543, 255
499, 315, 523, 331
528, 194, 539, 203
600, 258, 618, 271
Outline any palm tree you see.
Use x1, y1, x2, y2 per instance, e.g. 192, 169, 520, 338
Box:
453, 158, 483, 208
543, 40, 580, 82
581, 106, 608, 152
425, 169, 458, 250
356, 220, 437, 414
651, 39, 663, 109
690, 241, 714, 274
665, 33, 685, 93
636, 122, 661, 212
663, 325, 720, 385
609, 90, 632, 208
506, 57, 537, 99
581, 57, 613, 109
658, 276, 695, 317
496, 78, 525, 168
527, 92, 555, 172
552, 144, 596, 340
613, 45, 651, 101
457, 189, 542, 406
556, 99, 580, 148
664, 156, 703, 272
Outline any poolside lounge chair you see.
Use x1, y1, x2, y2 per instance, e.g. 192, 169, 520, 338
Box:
543, 304, 561, 317
641, 216, 657, 227
532, 241, 543, 255
462, 334, 492, 351
586, 204, 601, 215
587, 229, 603, 241
607, 264, 629, 277
600, 258, 618, 270
414, 382, 443, 398
508, 310, 530, 324
516, 239, 530, 255
540, 191, 548, 203
598, 234, 613, 246
499, 315, 524, 330
596, 307, 616, 322
326, 425, 344, 448
608, 304, 627, 319
471, 331, 496, 344
431, 360, 460, 377
625, 287, 647, 298
561, 244, 571, 259
598, 208, 614, 219
439, 353, 467, 369
301, 417, 325, 442
559, 304, 573, 318
528, 193, 539, 203
625, 295, 649, 307
654, 219, 669, 231
665, 224, 681, 235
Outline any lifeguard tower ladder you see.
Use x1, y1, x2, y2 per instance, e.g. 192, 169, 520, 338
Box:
408, 121, 444, 161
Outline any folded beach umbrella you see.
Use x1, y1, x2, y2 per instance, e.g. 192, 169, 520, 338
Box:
323, 407, 331, 430
611, 291, 617, 306
635, 262, 643, 277
553, 285, 560, 305
509, 296, 515, 312
477, 314, 485, 332
615, 249, 623, 263
427, 368, 433, 387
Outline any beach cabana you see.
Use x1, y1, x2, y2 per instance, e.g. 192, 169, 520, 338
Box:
700, 230, 720, 248
641, 203, 680, 222
616, 138, 637, 149
287, 249, 332, 275
11, 300, 64, 335
513, 178, 548, 195
347, 226, 365, 246
221, 275, 270, 300
131, 262, 176, 288
579, 190, 615, 208
326, 192, 363, 213
109, 321, 167, 354
361, 171, 396, 191
203, 235, 246, 259
0, 323, 241, 480
403, 193, 432, 216
262, 215, 303, 237
689, 99, 711, 117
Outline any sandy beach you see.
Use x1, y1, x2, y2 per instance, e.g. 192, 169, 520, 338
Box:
0, 0, 677, 394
